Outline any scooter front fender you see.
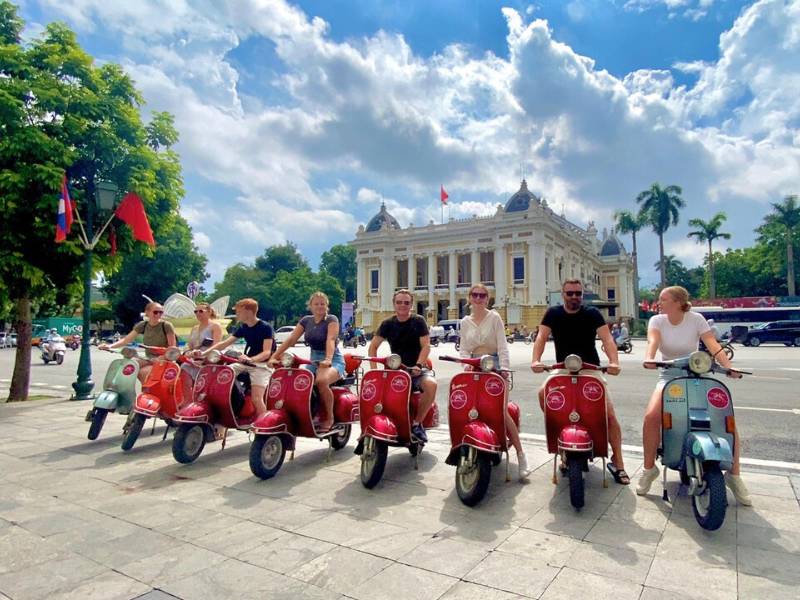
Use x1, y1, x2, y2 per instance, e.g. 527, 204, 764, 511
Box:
173, 401, 210, 424
558, 425, 594, 453
135, 393, 162, 417
251, 408, 291, 435
686, 432, 733, 471
460, 421, 500, 453
363, 414, 398, 443
94, 390, 120, 411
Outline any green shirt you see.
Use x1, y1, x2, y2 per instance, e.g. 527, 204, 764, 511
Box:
133, 320, 175, 358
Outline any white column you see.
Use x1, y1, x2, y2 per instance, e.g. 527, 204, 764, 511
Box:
427, 254, 436, 309
408, 254, 415, 291
448, 252, 457, 310
471, 250, 480, 285
494, 244, 506, 300
356, 257, 366, 306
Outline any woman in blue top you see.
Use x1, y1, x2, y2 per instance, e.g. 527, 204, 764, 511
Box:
271, 291, 346, 432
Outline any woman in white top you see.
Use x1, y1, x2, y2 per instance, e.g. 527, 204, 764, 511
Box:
188, 303, 223, 350
637, 286, 751, 505
459, 283, 530, 480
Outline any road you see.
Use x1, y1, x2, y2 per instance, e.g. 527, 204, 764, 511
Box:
2, 340, 799, 463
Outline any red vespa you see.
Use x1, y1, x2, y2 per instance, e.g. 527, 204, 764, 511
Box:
248, 352, 360, 480
120, 346, 195, 452
539, 354, 610, 509
441, 354, 520, 507
356, 354, 439, 488
171, 349, 263, 464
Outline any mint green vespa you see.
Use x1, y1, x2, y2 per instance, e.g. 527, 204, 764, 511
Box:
86, 347, 140, 440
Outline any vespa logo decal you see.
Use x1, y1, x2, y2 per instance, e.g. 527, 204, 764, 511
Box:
268, 379, 282, 399
390, 376, 409, 393
546, 391, 566, 411
361, 381, 377, 402
216, 370, 234, 385
163, 368, 178, 382
582, 381, 603, 402
294, 373, 312, 392
122, 364, 136, 377
707, 387, 730, 409
667, 384, 684, 400
450, 389, 468, 410
484, 378, 504, 396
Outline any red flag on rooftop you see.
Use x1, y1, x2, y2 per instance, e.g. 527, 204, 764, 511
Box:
440, 185, 448, 205
115, 192, 155, 247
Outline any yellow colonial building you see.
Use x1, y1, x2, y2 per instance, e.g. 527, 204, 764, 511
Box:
350, 180, 635, 330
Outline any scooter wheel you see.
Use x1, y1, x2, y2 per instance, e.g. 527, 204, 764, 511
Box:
330, 425, 351, 450
408, 442, 421, 457
249, 435, 286, 480
121, 413, 147, 452
172, 424, 206, 464
56, 354, 64, 365
360, 437, 388, 489
456, 450, 492, 507
567, 455, 585, 510
692, 465, 727, 531
87, 408, 108, 440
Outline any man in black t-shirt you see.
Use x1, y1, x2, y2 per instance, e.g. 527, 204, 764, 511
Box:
530, 280, 629, 484
368, 289, 436, 443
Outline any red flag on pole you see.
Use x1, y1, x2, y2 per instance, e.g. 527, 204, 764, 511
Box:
440, 185, 448, 205
55, 175, 74, 243
115, 193, 155, 247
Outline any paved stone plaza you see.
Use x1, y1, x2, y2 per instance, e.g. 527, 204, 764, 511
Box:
0, 398, 798, 600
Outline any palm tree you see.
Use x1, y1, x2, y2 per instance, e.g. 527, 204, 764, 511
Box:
687, 212, 731, 300
614, 209, 647, 312
759, 195, 800, 296
636, 183, 685, 289
654, 254, 685, 276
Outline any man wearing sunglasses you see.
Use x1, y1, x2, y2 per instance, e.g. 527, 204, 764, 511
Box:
531, 279, 628, 484
368, 289, 437, 442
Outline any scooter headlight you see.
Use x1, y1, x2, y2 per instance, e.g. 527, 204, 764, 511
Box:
564, 354, 583, 373
386, 354, 402, 370
280, 353, 295, 368
206, 350, 221, 364
479, 354, 498, 372
164, 347, 181, 362
688, 350, 712, 374
121, 347, 138, 359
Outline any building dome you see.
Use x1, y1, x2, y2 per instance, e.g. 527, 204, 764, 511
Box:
600, 232, 625, 256
504, 179, 540, 212
365, 202, 401, 233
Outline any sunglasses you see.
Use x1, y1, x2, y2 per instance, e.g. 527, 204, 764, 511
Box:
470, 292, 488, 299
193, 309, 206, 314
152, 310, 164, 315
395, 300, 412, 305
563, 291, 583, 297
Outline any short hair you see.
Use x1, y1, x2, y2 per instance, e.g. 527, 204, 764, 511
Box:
234, 298, 259, 313
307, 291, 329, 308
144, 301, 162, 314
661, 286, 691, 312
392, 289, 413, 302
195, 302, 217, 318
561, 279, 583, 290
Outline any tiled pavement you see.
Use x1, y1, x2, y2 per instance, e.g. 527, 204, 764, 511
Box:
0, 398, 798, 600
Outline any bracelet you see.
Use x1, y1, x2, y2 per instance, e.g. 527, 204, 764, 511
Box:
712, 346, 725, 358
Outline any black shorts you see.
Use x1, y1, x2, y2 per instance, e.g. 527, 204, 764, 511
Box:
411, 370, 433, 393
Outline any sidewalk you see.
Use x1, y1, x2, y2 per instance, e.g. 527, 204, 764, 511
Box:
0, 399, 798, 600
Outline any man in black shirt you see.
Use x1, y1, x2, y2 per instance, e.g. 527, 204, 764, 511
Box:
530, 280, 628, 484
368, 289, 436, 442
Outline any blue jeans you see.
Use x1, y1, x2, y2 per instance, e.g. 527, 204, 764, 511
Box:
305, 348, 347, 379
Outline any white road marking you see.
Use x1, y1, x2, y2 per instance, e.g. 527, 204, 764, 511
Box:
737, 406, 800, 414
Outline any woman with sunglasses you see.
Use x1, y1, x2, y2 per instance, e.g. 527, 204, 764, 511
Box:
459, 283, 530, 480
188, 303, 223, 351
100, 301, 177, 383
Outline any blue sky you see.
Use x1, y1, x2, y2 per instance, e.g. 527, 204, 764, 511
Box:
18, 0, 800, 288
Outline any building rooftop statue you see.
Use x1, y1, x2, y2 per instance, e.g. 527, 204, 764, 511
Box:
365, 202, 401, 233
504, 179, 540, 212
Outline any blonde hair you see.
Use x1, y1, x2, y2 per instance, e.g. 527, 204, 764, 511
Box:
195, 302, 217, 319
661, 286, 691, 312
307, 291, 329, 308
234, 298, 258, 313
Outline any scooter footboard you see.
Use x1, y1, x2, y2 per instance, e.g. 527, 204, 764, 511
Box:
135, 393, 162, 417
363, 414, 399, 443
685, 432, 733, 471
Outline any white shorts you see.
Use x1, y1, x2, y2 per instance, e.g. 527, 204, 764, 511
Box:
231, 362, 272, 387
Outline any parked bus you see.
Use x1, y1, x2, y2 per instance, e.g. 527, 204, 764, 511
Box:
692, 306, 800, 338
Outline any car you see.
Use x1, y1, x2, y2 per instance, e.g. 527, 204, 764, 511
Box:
8, 333, 17, 347
274, 325, 304, 345
742, 320, 800, 347
0, 332, 7, 348
436, 319, 461, 342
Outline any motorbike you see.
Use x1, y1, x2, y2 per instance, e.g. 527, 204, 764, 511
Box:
699, 340, 734, 361
67, 335, 80, 350
249, 353, 361, 479
539, 354, 612, 510
120, 346, 195, 452
356, 355, 439, 488
645, 351, 749, 531
86, 347, 140, 440
170, 350, 263, 464
616, 338, 633, 354
41, 336, 67, 365
343, 330, 367, 348
440, 354, 520, 506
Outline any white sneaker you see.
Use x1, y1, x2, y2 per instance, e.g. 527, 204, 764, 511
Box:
518, 452, 530, 481
636, 465, 660, 496
726, 474, 753, 506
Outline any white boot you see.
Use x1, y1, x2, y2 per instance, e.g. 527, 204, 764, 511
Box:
726, 474, 753, 506
636, 465, 660, 496
518, 452, 530, 481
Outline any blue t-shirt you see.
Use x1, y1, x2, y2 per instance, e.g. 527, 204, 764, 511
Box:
233, 320, 275, 359
299, 314, 339, 352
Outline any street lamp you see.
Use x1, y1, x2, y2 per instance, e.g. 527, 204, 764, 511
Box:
72, 179, 118, 400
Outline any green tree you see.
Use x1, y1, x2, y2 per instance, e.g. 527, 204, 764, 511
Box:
652, 255, 703, 298
636, 183, 685, 289
757, 195, 800, 296
687, 212, 731, 300
320, 244, 357, 302
255, 243, 307, 278
613, 209, 647, 312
